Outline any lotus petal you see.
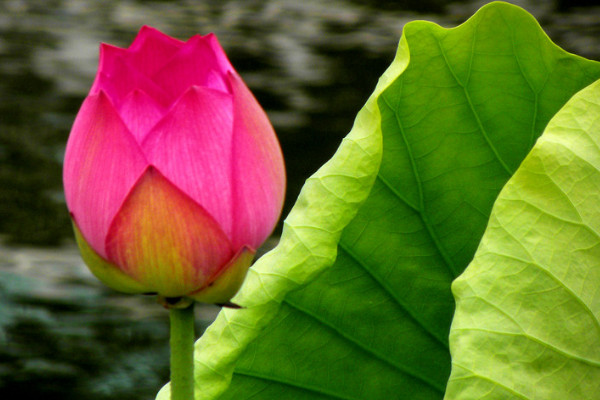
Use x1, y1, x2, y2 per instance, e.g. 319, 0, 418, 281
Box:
151, 35, 229, 103
127, 25, 184, 78
205, 33, 235, 75
63, 91, 149, 259
142, 85, 235, 239
118, 89, 165, 143
228, 72, 286, 250
105, 166, 234, 296
91, 46, 171, 108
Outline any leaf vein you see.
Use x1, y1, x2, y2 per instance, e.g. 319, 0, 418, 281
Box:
499, 10, 543, 149
337, 241, 450, 348
435, 36, 514, 175
232, 369, 363, 400
283, 298, 446, 393
492, 224, 600, 336
453, 328, 600, 367
450, 362, 531, 400
377, 94, 460, 277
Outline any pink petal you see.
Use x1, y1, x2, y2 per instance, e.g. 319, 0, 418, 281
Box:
89, 43, 127, 95
151, 35, 229, 103
127, 26, 185, 78
205, 33, 235, 75
105, 167, 234, 297
228, 72, 286, 250
63, 91, 149, 259
142, 86, 235, 239
118, 89, 165, 143
91, 48, 171, 108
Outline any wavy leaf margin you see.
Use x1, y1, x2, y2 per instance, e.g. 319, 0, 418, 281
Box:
156, 27, 411, 400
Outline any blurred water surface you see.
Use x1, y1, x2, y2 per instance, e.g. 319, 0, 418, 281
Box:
1, 0, 599, 398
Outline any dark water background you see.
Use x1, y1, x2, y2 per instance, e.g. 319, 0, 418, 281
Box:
1, 0, 599, 399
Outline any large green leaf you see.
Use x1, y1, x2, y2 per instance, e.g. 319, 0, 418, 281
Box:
446, 78, 600, 399
157, 2, 600, 399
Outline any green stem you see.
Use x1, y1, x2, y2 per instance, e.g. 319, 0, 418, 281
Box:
170, 302, 195, 400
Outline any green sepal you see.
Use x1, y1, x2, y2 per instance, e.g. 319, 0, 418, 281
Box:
188, 247, 255, 304
73, 221, 148, 294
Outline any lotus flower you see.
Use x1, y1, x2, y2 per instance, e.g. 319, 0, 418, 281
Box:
63, 26, 285, 304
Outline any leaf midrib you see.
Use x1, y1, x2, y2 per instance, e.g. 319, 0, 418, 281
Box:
379, 94, 460, 278
232, 369, 364, 400
338, 241, 450, 350
284, 296, 447, 394
434, 30, 515, 176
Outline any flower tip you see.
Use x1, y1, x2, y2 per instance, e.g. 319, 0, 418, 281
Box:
205, 34, 235, 73
88, 89, 114, 108
136, 25, 162, 37
138, 25, 156, 33
204, 32, 218, 42
136, 25, 164, 40
130, 25, 184, 52
98, 42, 125, 60
97, 43, 122, 67
188, 32, 220, 48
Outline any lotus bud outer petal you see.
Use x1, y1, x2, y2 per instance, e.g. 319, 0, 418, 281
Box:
63, 91, 149, 259
188, 246, 255, 304
73, 222, 147, 294
105, 167, 234, 297
229, 71, 286, 250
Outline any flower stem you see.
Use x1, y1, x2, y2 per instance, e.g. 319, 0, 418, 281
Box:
170, 302, 195, 400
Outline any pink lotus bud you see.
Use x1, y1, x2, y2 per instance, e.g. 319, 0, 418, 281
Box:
63, 26, 285, 304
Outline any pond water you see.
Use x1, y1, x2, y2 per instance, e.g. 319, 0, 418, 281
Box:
1, 0, 599, 398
